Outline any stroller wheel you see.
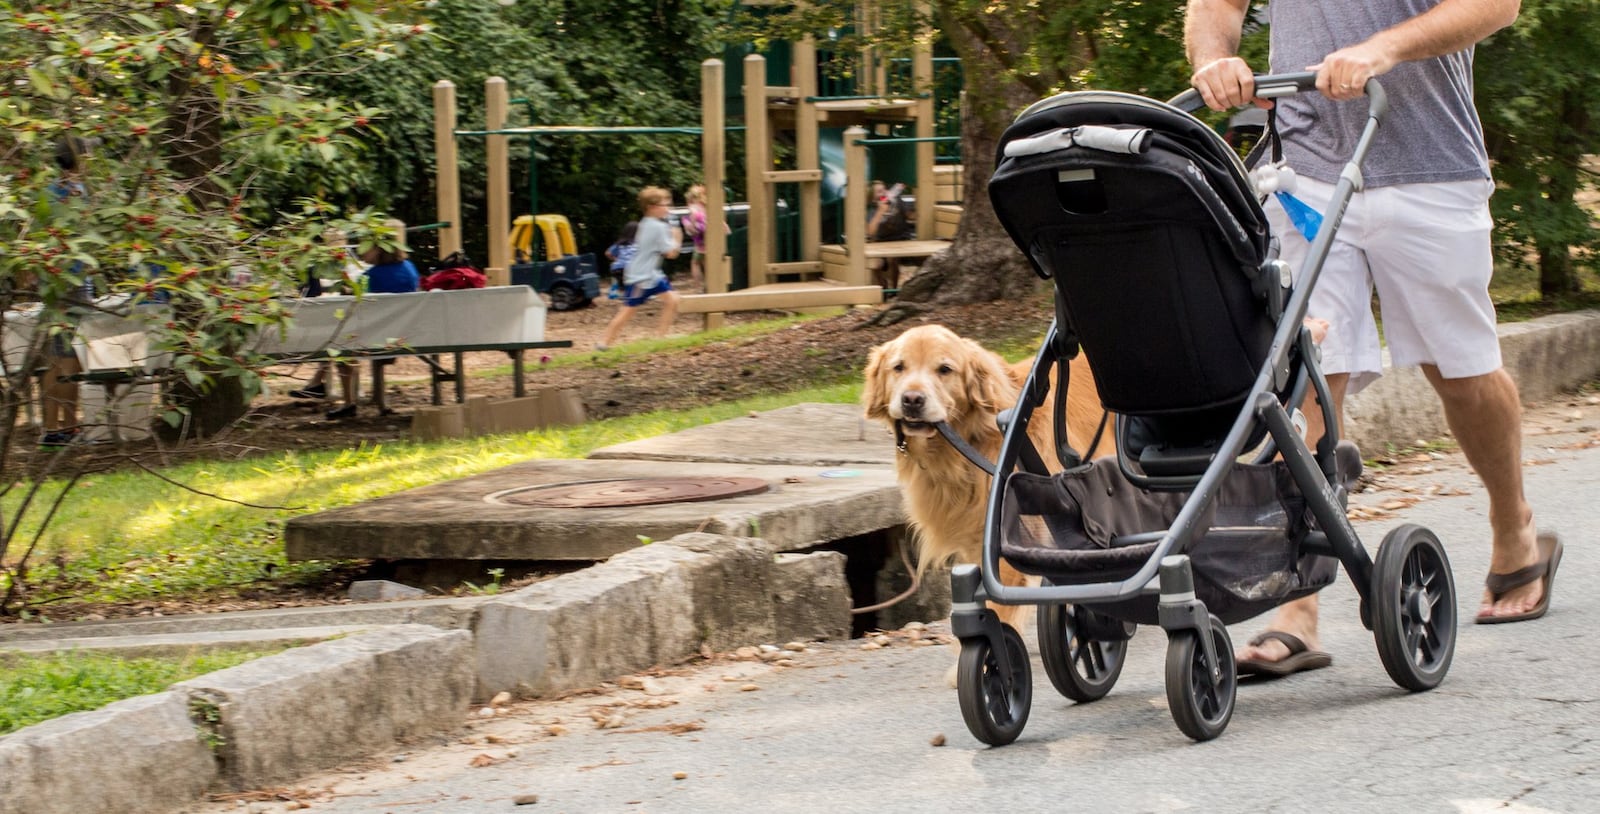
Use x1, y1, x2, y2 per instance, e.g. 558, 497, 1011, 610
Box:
957, 623, 1032, 746
1164, 614, 1235, 742
1371, 523, 1456, 691
1037, 603, 1131, 702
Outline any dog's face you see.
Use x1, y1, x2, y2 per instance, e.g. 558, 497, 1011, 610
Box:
863, 324, 1014, 440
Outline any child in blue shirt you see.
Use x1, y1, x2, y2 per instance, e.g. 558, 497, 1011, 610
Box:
604, 221, 639, 300
597, 188, 681, 351
326, 220, 418, 419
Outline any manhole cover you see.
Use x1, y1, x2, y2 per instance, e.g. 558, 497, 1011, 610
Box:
487, 477, 771, 508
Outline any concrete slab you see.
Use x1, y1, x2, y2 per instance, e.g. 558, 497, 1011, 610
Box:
285, 457, 903, 562
0, 624, 375, 659
588, 402, 895, 466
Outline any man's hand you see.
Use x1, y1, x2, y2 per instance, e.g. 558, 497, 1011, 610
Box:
1310, 40, 1397, 102
1190, 56, 1265, 111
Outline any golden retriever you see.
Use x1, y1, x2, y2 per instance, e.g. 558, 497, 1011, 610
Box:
862, 324, 1112, 628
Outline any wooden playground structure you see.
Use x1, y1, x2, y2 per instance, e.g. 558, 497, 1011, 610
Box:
429, 20, 961, 328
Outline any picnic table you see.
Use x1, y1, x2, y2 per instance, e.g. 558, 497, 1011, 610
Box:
2, 287, 571, 432
253, 286, 571, 411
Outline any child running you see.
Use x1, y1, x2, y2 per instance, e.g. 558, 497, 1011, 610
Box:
597, 187, 681, 351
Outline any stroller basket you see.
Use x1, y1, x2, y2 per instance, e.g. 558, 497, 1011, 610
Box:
997, 444, 1361, 625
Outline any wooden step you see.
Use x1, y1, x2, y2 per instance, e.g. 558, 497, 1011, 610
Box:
678, 282, 882, 314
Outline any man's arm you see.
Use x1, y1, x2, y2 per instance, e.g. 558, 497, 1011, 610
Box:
866, 199, 892, 241
1316, 0, 1519, 100
1185, 0, 1257, 111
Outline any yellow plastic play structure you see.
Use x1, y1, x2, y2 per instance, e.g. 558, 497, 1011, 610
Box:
509, 214, 578, 262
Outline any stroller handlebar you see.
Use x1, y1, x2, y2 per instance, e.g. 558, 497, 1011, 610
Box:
1169, 71, 1388, 120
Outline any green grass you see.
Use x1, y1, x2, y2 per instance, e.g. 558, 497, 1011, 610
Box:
1489, 252, 1600, 322
0, 380, 864, 609
0, 647, 286, 735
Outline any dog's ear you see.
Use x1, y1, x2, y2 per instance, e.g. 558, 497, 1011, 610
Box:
963, 339, 1014, 416
862, 342, 892, 423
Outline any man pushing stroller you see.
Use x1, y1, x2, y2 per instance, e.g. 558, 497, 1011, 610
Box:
1186, 0, 1560, 678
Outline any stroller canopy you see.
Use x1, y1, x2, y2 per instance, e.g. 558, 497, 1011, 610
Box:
989, 90, 1277, 419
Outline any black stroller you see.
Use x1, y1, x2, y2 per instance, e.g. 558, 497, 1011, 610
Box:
951, 74, 1457, 745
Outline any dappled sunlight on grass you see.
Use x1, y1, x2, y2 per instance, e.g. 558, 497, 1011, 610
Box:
1, 380, 864, 605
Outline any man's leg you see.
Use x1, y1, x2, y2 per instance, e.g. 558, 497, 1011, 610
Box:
1235, 372, 1349, 666
1422, 365, 1542, 619
42, 355, 82, 432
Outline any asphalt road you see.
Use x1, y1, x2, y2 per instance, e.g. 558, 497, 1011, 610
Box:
188, 406, 1600, 814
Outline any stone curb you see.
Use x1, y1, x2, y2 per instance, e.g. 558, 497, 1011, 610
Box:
0, 536, 851, 814
1345, 310, 1600, 452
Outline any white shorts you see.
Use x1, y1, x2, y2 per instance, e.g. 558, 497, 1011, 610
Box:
1266, 175, 1501, 395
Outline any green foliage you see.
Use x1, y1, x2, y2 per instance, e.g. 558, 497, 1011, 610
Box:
0, 0, 427, 605
297, 0, 732, 262
459, 566, 506, 595
0, 648, 283, 735
1478, 0, 1600, 294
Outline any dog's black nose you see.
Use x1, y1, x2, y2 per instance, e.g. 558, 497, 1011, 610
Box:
901, 391, 926, 416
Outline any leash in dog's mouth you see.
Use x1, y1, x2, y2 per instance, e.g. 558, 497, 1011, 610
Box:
892, 419, 935, 453
896, 419, 998, 476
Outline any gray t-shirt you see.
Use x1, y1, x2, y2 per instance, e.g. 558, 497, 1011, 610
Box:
1267, 0, 1490, 187
624, 215, 672, 286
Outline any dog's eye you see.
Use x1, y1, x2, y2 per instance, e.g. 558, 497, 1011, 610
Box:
937, 363, 954, 375
892, 361, 905, 373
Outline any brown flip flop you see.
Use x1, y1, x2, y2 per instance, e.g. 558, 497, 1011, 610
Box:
1476, 530, 1562, 625
1235, 631, 1333, 678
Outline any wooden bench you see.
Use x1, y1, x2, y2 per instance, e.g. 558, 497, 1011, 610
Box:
820, 239, 952, 287
676, 281, 882, 315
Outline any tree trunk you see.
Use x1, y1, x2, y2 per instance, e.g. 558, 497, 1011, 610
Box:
1537, 89, 1588, 298
897, 4, 1057, 306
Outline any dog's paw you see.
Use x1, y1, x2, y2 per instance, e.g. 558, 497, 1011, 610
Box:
944, 656, 959, 689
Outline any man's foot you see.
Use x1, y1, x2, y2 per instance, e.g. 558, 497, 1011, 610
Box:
289, 383, 326, 400
1234, 596, 1324, 677
325, 404, 357, 420
39, 429, 78, 449
1478, 530, 1561, 624
1235, 631, 1332, 678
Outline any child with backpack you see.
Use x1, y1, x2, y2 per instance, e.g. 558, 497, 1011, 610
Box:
603, 221, 638, 300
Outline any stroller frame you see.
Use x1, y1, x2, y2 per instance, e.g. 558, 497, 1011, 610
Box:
951, 74, 1458, 745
